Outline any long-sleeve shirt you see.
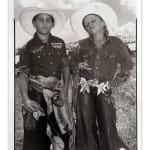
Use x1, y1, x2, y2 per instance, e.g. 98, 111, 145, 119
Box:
20, 33, 68, 79
70, 36, 133, 82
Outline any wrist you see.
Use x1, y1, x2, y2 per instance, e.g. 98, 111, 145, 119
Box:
22, 98, 31, 109
23, 96, 31, 103
63, 84, 69, 90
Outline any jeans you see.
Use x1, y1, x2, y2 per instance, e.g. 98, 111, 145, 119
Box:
23, 88, 70, 150
76, 87, 128, 150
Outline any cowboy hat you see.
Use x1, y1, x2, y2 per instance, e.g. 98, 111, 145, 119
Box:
19, 2, 67, 36
70, 2, 118, 40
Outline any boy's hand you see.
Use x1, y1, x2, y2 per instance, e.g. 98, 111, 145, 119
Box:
78, 62, 92, 70
96, 81, 110, 95
61, 87, 68, 101
23, 99, 43, 113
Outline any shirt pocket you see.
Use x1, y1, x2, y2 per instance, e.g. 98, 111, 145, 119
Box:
82, 50, 94, 62
102, 51, 116, 62
51, 48, 62, 65
31, 50, 44, 64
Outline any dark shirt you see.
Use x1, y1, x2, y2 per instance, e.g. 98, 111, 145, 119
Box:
20, 33, 68, 79
71, 36, 133, 82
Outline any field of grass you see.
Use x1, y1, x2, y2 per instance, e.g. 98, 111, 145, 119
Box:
114, 56, 136, 150
15, 56, 136, 150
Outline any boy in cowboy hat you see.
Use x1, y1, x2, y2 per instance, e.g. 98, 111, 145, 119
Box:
18, 3, 72, 150
70, 2, 133, 150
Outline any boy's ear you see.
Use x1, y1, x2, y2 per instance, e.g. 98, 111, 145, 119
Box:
52, 22, 55, 28
101, 21, 105, 27
32, 21, 36, 28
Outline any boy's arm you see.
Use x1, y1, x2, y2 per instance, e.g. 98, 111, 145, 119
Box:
62, 65, 70, 97
61, 42, 70, 99
114, 38, 133, 86
18, 45, 42, 112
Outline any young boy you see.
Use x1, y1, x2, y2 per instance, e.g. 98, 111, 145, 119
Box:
18, 4, 72, 150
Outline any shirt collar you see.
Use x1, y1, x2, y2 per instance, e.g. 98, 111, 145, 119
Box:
33, 33, 53, 46
88, 36, 110, 48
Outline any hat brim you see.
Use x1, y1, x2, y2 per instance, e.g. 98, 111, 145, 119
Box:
70, 2, 118, 40
19, 7, 66, 36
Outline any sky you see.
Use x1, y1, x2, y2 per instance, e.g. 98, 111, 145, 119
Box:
14, 0, 137, 47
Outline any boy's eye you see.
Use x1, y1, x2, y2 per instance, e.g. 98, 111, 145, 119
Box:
46, 19, 51, 23
38, 18, 43, 22
85, 24, 88, 28
85, 23, 89, 28
84, 20, 96, 28
37, 18, 51, 23
91, 20, 96, 23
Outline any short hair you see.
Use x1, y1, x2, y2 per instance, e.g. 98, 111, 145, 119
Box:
32, 13, 55, 23
82, 14, 109, 37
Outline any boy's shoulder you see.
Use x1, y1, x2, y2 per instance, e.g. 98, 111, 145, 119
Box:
25, 37, 36, 49
109, 36, 124, 44
24, 35, 66, 51
79, 38, 89, 46
50, 35, 65, 44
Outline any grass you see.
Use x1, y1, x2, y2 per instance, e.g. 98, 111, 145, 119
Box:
113, 56, 136, 150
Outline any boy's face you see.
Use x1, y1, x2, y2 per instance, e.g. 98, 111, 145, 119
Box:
33, 13, 54, 35
83, 14, 105, 35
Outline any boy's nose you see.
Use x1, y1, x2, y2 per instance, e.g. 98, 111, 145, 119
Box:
43, 21, 47, 24
89, 23, 94, 28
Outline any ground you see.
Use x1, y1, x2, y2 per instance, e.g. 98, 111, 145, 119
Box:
15, 56, 136, 150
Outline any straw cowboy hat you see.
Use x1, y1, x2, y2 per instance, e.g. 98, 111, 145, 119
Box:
70, 2, 118, 40
19, 2, 67, 36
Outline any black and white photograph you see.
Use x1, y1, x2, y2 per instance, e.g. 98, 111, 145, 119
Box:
13, 0, 137, 150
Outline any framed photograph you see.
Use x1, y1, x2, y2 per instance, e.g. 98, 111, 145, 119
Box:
9, 0, 141, 150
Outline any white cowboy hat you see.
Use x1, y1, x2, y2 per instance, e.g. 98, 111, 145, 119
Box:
19, 2, 67, 36
70, 2, 118, 40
